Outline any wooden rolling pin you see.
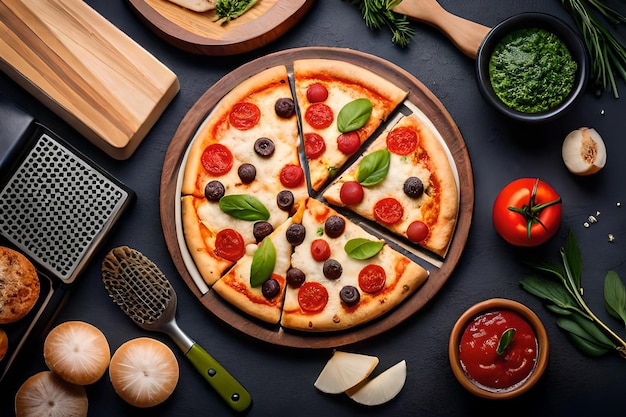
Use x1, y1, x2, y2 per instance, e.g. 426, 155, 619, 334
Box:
393, 0, 491, 58
0, 0, 179, 160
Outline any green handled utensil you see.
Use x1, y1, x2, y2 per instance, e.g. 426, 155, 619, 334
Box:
101, 246, 252, 412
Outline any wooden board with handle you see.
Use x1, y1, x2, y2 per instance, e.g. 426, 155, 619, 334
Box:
0, 0, 179, 160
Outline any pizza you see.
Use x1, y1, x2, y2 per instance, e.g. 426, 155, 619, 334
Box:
181, 65, 308, 285
323, 114, 459, 257
180, 58, 458, 332
280, 198, 428, 331
293, 59, 408, 191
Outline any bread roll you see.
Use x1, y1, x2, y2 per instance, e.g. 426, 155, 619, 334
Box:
0, 246, 40, 324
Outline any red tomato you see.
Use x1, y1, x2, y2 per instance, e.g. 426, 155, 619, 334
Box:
310, 239, 331, 262
298, 282, 329, 312
337, 132, 361, 155
304, 133, 326, 159
339, 181, 364, 205
214, 229, 245, 262
279, 164, 304, 188
358, 264, 386, 294
407, 221, 429, 243
306, 83, 328, 103
492, 178, 562, 246
373, 197, 404, 225
201, 144, 233, 176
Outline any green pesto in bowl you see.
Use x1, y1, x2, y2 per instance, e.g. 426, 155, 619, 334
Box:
488, 27, 578, 114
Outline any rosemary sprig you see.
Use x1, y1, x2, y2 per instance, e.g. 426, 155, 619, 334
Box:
560, 0, 626, 98
348, 0, 416, 47
520, 229, 626, 358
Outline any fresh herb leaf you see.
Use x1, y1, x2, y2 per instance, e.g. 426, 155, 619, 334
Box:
604, 270, 626, 327
219, 194, 270, 221
250, 238, 276, 287
520, 229, 626, 358
349, 0, 415, 47
496, 328, 516, 355
356, 148, 390, 186
344, 238, 384, 260
560, 0, 626, 97
337, 98, 372, 133
215, 0, 257, 25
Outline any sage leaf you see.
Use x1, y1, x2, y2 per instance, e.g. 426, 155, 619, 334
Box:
604, 270, 626, 327
559, 324, 612, 357
344, 238, 384, 260
219, 194, 270, 221
250, 238, 276, 287
519, 276, 589, 318
356, 148, 390, 186
337, 98, 372, 133
562, 229, 583, 291
556, 315, 616, 356
496, 328, 516, 355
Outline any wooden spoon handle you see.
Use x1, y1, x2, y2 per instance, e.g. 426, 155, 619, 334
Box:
393, 0, 491, 59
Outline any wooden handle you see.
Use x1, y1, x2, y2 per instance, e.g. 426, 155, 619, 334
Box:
394, 0, 491, 59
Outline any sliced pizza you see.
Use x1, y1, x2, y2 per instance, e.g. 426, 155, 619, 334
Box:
181, 65, 308, 285
293, 59, 408, 191
212, 218, 294, 325
280, 198, 428, 332
323, 114, 459, 258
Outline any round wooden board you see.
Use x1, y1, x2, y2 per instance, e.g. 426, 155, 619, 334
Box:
126, 0, 315, 55
160, 47, 474, 349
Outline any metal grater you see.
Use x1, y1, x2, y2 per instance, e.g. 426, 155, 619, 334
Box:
0, 131, 134, 284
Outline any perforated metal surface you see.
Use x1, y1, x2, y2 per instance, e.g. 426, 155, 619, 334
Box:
0, 133, 131, 283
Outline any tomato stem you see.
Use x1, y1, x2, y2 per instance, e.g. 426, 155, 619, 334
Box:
507, 179, 562, 239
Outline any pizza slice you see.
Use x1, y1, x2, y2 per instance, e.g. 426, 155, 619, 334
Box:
212, 218, 294, 325
181, 65, 308, 285
280, 198, 428, 332
323, 114, 459, 258
293, 59, 408, 191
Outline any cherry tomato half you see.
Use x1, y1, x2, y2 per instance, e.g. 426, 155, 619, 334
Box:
492, 178, 562, 247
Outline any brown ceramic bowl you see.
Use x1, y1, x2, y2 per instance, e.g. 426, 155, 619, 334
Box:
448, 298, 549, 399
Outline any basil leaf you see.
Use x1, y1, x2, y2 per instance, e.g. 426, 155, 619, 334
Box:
250, 238, 276, 287
604, 271, 626, 326
496, 328, 516, 355
344, 238, 384, 260
356, 148, 390, 186
337, 98, 372, 133
562, 229, 583, 291
219, 194, 270, 221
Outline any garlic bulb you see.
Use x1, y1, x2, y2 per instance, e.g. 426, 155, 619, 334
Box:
562, 127, 607, 175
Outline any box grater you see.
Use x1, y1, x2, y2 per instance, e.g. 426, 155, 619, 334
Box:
0, 94, 135, 384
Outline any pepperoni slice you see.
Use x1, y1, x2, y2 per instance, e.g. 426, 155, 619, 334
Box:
358, 264, 386, 294
386, 126, 418, 156
214, 229, 245, 262
229, 102, 260, 130
373, 197, 404, 225
337, 131, 360, 155
310, 239, 331, 262
279, 164, 304, 188
305, 103, 334, 129
407, 221, 429, 243
298, 282, 329, 313
304, 133, 326, 159
201, 144, 233, 176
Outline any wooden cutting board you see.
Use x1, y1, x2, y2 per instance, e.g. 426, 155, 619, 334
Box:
0, 0, 179, 160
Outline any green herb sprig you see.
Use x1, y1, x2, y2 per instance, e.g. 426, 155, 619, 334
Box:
215, 0, 257, 25
560, 0, 626, 97
348, 0, 416, 47
520, 229, 626, 358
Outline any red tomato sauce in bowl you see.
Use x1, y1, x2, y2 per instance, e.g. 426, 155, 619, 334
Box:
459, 310, 538, 391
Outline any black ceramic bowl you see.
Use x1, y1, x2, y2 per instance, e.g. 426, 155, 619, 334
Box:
476, 13, 589, 123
